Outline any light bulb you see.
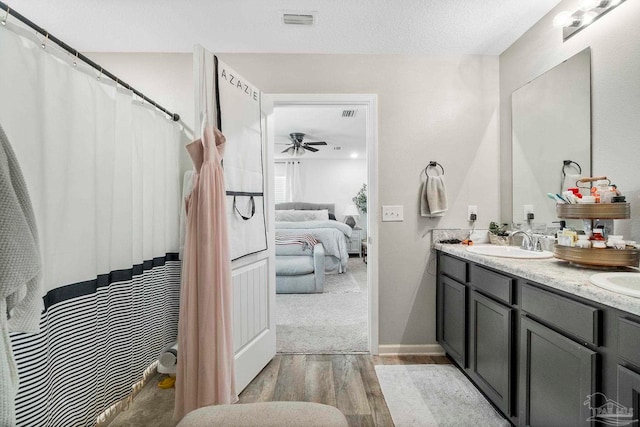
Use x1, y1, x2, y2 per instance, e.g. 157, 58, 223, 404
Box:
579, 0, 599, 11
553, 11, 574, 28
581, 11, 598, 25
350, 152, 358, 159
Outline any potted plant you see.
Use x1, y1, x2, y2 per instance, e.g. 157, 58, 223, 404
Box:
353, 184, 367, 214
489, 222, 510, 245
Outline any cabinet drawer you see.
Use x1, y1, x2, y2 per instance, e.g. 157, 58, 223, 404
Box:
521, 284, 601, 346
469, 265, 513, 304
440, 254, 467, 283
618, 317, 640, 367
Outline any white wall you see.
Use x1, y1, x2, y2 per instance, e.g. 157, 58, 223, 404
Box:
296, 159, 367, 228
87, 52, 500, 347
500, 0, 640, 240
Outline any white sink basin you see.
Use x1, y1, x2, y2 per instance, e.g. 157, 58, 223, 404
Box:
466, 244, 554, 259
589, 273, 640, 298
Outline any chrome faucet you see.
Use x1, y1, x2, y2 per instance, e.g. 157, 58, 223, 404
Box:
511, 230, 543, 252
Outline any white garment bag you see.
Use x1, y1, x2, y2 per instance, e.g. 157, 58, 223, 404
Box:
195, 48, 267, 260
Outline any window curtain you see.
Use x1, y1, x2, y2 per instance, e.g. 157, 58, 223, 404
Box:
0, 21, 181, 426
285, 160, 303, 202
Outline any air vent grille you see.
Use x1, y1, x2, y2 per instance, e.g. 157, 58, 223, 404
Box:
333, 147, 342, 151
282, 13, 315, 25
342, 109, 357, 118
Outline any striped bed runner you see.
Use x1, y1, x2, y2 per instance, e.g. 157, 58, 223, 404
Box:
275, 233, 319, 250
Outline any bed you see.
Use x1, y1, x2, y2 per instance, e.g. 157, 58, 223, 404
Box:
275, 202, 352, 273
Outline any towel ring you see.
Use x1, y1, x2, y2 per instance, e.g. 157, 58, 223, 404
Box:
425, 161, 444, 177
562, 160, 582, 178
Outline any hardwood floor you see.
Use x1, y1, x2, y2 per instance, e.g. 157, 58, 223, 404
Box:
238, 354, 451, 427
109, 354, 451, 427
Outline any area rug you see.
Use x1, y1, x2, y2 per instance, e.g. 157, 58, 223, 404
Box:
276, 257, 368, 353
375, 365, 510, 427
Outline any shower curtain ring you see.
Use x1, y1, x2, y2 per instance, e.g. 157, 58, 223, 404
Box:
41, 31, 49, 49
73, 52, 78, 67
1, 6, 10, 26
97, 67, 102, 81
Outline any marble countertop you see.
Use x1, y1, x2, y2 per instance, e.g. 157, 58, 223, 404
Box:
434, 243, 640, 317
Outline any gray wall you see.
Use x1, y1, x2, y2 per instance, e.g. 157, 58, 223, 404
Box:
500, 0, 640, 240
90, 52, 501, 348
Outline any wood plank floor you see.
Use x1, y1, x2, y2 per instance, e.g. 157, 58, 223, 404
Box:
238, 354, 451, 427
109, 354, 451, 427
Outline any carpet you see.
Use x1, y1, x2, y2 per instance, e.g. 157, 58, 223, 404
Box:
276, 257, 368, 354
375, 365, 510, 427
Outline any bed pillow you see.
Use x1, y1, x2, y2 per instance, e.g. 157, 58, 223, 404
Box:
276, 209, 329, 222
275, 210, 295, 221
328, 213, 336, 220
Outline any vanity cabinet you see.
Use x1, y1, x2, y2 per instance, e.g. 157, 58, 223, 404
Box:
437, 275, 467, 366
436, 250, 640, 427
470, 291, 513, 416
519, 316, 596, 426
617, 365, 640, 421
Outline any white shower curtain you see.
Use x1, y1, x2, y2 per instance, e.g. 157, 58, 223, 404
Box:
285, 160, 303, 202
0, 20, 181, 426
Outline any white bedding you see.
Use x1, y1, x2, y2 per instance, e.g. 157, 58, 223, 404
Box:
275, 220, 352, 273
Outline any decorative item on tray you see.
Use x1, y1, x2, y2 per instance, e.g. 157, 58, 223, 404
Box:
489, 222, 510, 245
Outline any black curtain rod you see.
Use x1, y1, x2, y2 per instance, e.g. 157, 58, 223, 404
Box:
0, 1, 180, 122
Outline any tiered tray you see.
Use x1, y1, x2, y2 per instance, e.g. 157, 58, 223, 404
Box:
554, 203, 637, 267
556, 203, 630, 219
554, 245, 640, 268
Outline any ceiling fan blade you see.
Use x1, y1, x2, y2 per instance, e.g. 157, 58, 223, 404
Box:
304, 146, 319, 152
304, 141, 327, 146
281, 148, 292, 153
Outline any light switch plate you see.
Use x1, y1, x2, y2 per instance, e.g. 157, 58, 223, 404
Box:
382, 205, 404, 222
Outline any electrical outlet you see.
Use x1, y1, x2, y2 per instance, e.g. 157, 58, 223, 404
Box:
468, 205, 478, 222
382, 205, 404, 222
524, 204, 534, 221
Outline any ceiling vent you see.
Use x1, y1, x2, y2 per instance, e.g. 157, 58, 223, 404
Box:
333, 146, 342, 151
342, 109, 357, 118
282, 13, 315, 26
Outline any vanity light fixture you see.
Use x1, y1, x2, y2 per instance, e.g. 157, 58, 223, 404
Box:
553, 0, 626, 41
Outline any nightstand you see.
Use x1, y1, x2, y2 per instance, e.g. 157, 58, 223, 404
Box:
348, 226, 362, 256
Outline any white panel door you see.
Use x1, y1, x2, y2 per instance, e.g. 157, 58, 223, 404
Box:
194, 46, 276, 393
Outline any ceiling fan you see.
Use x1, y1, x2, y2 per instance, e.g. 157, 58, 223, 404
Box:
279, 133, 327, 156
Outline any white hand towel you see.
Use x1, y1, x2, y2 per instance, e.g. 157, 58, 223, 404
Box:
421, 175, 448, 217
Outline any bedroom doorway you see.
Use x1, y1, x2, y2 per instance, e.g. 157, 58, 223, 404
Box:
263, 94, 378, 355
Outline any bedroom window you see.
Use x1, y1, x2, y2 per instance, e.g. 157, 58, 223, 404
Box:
274, 176, 287, 204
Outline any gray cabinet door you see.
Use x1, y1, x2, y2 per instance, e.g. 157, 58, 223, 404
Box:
617, 365, 640, 425
519, 316, 597, 427
470, 291, 513, 416
438, 275, 466, 366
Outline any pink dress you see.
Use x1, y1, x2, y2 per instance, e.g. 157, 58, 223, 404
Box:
174, 126, 238, 421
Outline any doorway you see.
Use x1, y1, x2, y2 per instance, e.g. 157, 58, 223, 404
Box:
264, 94, 378, 354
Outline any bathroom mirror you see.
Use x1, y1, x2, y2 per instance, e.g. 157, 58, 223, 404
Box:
512, 48, 591, 226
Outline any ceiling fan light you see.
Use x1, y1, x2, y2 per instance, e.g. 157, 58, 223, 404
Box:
286, 146, 295, 156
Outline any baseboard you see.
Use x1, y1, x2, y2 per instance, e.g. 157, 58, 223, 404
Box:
377, 344, 445, 356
